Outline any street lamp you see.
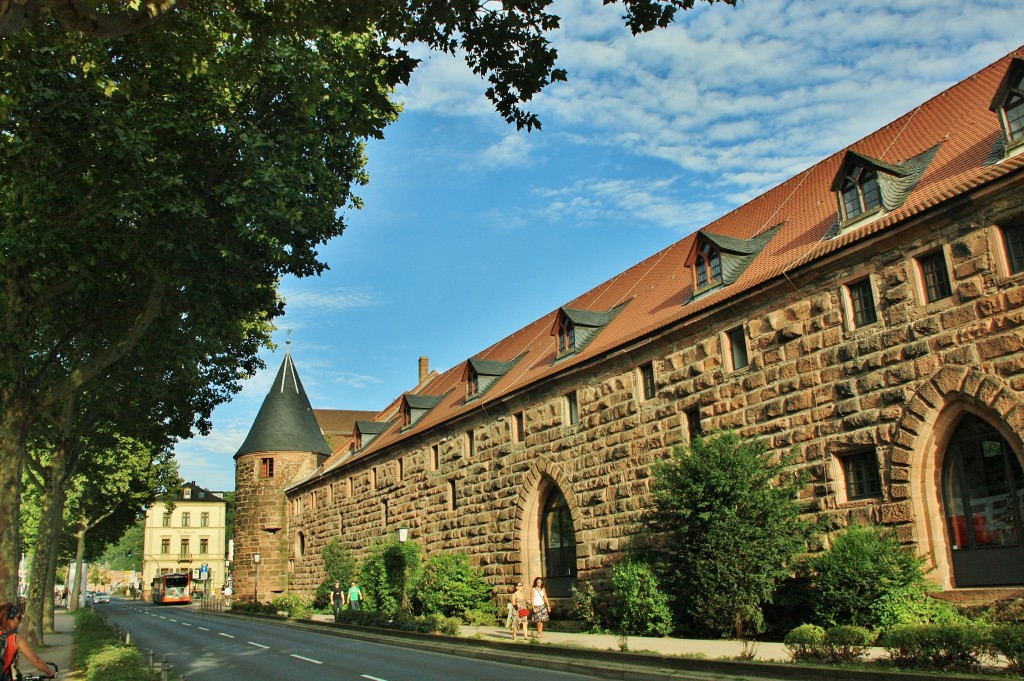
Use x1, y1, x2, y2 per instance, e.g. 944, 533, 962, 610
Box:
253, 553, 260, 604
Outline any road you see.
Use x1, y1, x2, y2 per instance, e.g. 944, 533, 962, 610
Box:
98, 600, 594, 681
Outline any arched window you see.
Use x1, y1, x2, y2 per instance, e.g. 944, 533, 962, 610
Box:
466, 366, 479, 399
840, 164, 882, 220
695, 241, 722, 289
541, 489, 577, 598
943, 413, 1024, 586
557, 316, 575, 354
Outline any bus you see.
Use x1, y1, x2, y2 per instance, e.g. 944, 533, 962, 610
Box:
151, 573, 192, 605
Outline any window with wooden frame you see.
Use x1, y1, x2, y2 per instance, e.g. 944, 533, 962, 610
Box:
694, 241, 722, 290
161, 538, 170, 554
838, 163, 883, 222
993, 60, 1024, 149
835, 449, 883, 502
181, 512, 190, 527
556, 316, 576, 355
260, 457, 275, 478
844, 276, 879, 329
512, 411, 525, 444
724, 325, 749, 371
916, 248, 953, 303
466, 366, 480, 399
201, 512, 209, 527
639, 362, 656, 401
564, 391, 579, 426
1000, 218, 1024, 275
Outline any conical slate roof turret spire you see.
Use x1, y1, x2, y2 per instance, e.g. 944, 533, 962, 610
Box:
233, 344, 331, 459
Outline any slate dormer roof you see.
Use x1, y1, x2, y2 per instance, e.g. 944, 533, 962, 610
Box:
165, 481, 225, 503
402, 392, 445, 427
233, 347, 331, 460
686, 225, 781, 300
464, 356, 523, 401
551, 303, 629, 360
290, 45, 1024, 481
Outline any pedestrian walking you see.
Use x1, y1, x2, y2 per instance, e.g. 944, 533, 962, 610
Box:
347, 580, 362, 610
331, 581, 344, 616
530, 577, 551, 640
509, 582, 529, 641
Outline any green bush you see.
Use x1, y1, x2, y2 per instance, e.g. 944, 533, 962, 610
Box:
870, 582, 968, 629
809, 525, 929, 629
784, 624, 827, 661
334, 605, 460, 635
271, 593, 313, 618
990, 623, 1024, 673
359, 540, 421, 616
825, 625, 873, 663
463, 608, 498, 626
411, 552, 494, 620
880, 623, 989, 670
645, 432, 813, 638
571, 581, 612, 633
610, 559, 673, 637
315, 539, 357, 608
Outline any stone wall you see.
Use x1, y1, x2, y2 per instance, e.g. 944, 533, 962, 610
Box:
280, 191, 1024, 600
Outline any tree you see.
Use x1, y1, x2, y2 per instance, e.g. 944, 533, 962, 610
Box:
645, 431, 814, 638
0, 10, 396, 599
0, 0, 738, 131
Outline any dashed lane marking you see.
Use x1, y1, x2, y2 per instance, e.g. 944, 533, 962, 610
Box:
290, 654, 322, 665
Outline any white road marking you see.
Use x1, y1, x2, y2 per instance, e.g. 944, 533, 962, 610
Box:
361, 676, 388, 681
248, 642, 269, 649
290, 654, 323, 665
182, 622, 192, 627
219, 632, 236, 639
198, 626, 210, 631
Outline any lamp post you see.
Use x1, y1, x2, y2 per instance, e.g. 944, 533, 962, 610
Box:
395, 528, 410, 612
396, 527, 409, 543
253, 553, 260, 604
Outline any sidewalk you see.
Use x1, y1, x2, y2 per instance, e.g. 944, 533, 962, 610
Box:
34, 608, 75, 677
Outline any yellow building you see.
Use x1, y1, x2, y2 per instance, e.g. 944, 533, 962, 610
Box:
141, 481, 228, 600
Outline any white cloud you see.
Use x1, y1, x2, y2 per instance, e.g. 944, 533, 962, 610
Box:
465, 133, 535, 170
332, 372, 385, 389
280, 287, 380, 313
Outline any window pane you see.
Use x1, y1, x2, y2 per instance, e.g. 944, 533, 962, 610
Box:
861, 171, 882, 211
1004, 220, 1024, 274
842, 181, 861, 218
640, 363, 656, 400
728, 326, 748, 370
848, 278, 878, 327
696, 259, 707, 287
919, 250, 952, 302
843, 451, 882, 499
1007, 89, 1024, 140
709, 250, 721, 280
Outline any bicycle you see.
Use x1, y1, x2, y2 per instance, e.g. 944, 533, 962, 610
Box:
14, 662, 58, 680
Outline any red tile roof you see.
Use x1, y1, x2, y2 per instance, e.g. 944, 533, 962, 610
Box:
310, 45, 1024, 479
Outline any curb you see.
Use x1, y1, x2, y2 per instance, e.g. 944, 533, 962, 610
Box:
198, 610, 996, 681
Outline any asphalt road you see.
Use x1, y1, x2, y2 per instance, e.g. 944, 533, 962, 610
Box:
99, 600, 594, 681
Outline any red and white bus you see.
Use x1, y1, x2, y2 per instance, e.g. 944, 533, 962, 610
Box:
151, 573, 192, 605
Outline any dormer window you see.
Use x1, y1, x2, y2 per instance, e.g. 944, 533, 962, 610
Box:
550, 304, 627, 362
991, 58, 1024, 152
557, 316, 575, 355
466, 366, 480, 399
695, 241, 722, 289
839, 163, 882, 221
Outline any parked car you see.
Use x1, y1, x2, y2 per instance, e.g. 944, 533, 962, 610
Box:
92, 591, 111, 604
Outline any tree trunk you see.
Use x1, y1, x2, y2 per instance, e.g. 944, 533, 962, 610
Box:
25, 450, 70, 645
69, 518, 87, 612
0, 406, 27, 601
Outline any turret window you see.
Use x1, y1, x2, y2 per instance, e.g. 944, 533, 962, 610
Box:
840, 164, 882, 221
261, 457, 275, 478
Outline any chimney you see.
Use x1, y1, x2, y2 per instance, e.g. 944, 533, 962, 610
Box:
419, 356, 429, 384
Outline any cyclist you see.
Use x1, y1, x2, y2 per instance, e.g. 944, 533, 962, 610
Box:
1, 603, 55, 680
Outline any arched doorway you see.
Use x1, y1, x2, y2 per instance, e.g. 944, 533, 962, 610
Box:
541, 488, 577, 598
943, 413, 1024, 586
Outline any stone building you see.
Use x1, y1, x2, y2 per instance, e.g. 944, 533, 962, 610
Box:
234, 47, 1024, 606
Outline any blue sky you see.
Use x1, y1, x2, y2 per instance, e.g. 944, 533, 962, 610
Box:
175, 0, 1024, 492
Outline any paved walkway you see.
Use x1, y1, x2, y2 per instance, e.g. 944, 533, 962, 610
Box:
30, 608, 75, 678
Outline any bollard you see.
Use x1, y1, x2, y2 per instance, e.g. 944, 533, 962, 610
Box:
147, 649, 154, 671
161, 661, 173, 681
125, 629, 131, 644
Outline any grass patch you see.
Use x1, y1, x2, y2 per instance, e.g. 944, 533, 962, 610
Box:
72, 609, 158, 681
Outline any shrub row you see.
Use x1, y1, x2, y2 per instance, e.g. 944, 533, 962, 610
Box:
72, 609, 157, 681
334, 608, 461, 636
785, 622, 1024, 672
